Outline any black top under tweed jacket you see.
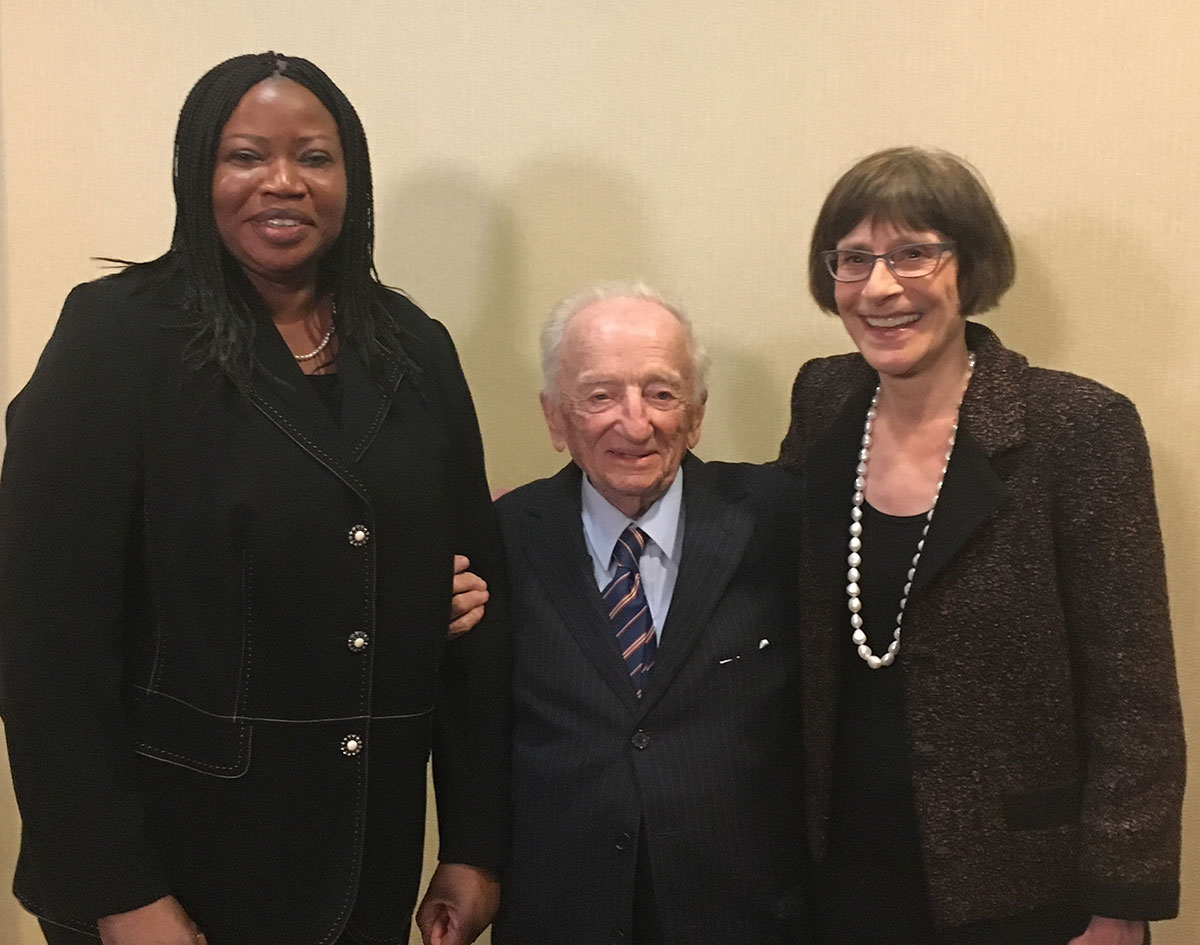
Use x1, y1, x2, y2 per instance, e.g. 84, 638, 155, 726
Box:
778, 321, 1184, 935
0, 265, 510, 944
493, 456, 809, 945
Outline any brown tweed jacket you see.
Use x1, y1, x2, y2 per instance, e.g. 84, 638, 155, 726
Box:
778, 321, 1184, 931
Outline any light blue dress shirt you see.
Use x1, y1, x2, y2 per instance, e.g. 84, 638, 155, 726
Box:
580, 470, 684, 642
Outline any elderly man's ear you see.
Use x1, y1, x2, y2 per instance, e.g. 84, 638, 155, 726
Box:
540, 392, 568, 453
687, 396, 707, 449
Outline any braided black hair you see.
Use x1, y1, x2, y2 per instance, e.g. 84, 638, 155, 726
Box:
135, 52, 406, 386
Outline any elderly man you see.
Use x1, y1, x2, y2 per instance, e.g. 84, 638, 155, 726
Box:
490, 283, 807, 944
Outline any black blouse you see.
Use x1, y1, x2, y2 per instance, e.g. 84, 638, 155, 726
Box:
820, 501, 936, 945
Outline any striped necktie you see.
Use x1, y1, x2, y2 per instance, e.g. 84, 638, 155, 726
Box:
602, 526, 657, 697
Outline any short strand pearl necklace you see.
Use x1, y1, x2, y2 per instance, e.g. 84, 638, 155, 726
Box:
846, 351, 975, 669
293, 303, 337, 362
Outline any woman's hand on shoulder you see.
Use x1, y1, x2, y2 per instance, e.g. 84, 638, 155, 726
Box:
97, 895, 205, 945
449, 555, 488, 638
1068, 916, 1146, 945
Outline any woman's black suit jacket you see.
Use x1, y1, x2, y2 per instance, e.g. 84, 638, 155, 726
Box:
778, 322, 1184, 939
0, 266, 510, 944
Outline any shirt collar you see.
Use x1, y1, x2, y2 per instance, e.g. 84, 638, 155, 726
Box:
581, 468, 685, 564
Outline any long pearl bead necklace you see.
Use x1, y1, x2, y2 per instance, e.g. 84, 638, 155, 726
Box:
847, 352, 975, 669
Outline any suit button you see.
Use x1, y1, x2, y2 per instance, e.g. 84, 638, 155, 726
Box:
348, 525, 370, 546
341, 734, 363, 756
631, 730, 650, 750
614, 831, 633, 851
347, 631, 369, 652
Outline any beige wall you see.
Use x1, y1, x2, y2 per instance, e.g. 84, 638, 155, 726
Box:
1, 3, 1197, 943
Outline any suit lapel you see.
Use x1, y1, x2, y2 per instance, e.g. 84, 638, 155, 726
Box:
515, 457, 758, 715
641, 455, 753, 712
337, 339, 406, 461
800, 386, 870, 827
518, 465, 646, 712
805, 384, 875, 606
244, 317, 405, 500
913, 323, 1025, 592
910, 429, 1007, 593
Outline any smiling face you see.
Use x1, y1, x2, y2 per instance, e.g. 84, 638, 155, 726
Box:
833, 217, 966, 379
212, 78, 347, 292
541, 297, 705, 518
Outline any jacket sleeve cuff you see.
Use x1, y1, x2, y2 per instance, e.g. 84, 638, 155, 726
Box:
1079, 875, 1180, 922
14, 835, 171, 929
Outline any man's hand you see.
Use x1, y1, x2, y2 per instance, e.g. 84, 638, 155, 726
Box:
449, 555, 488, 638
97, 895, 206, 945
415, 862, 500, 945
1068, 916, 1146, 945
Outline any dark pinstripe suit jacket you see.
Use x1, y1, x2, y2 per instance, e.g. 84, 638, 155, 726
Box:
493, 455, 808, 945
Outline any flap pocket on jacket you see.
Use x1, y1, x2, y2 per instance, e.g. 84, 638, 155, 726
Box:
129, 688, 251, 778
1001, 783, 1080, 830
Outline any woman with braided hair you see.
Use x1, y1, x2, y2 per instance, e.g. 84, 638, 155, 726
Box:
0, 52, 509, 945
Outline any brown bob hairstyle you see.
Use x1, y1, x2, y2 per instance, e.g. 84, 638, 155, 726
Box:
808, 147, 1016, 317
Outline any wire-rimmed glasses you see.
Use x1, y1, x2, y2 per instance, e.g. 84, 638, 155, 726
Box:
821, 242, 955, 282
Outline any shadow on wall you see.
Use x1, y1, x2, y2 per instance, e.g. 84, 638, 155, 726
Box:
704, 343, 800, 464
995, 232, 1066, 360
0, 68, 30, 945
1, 737, 38, 945
0, 62, 9, 412
378, 156, 663, 488
1001, 215, 1180, 388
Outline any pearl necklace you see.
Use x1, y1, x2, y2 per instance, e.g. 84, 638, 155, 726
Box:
846, 352, 975, 669
294, 303, 337, 362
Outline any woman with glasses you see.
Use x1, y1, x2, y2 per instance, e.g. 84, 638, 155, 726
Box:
777, 147, 1183, 945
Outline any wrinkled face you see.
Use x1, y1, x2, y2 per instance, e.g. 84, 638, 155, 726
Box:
541, 298, 705, 518
833, 217, 965, 379
212, 78, 347, 291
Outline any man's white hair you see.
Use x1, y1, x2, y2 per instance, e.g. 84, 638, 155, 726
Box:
539, 281, 710, 402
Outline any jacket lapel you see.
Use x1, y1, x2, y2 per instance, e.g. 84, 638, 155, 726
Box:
804, 385, 875, 605
912, 323, 1026, 592
641, 455, 754, 712
518, 464, 646, 713
909, 429, 1006, 593
336, 339, 406, 461
244, 319, 405, 500
800, 387, 870, 817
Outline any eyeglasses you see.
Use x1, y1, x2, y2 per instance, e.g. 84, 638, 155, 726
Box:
821, 242, 955, 282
